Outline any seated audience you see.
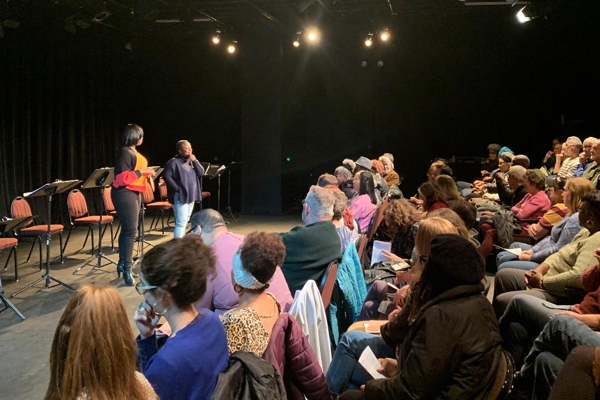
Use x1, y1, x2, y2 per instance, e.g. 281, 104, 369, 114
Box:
354, 156, 372, 172
525, 175, 569, 241
496, 177, 592, 272
220, 232, 285, 357
448, 199, 477, 232
495, 165, 527, 207
427, 208, 472, 242
134, 235, 228, 400
435, 174, 461, 202
554, 136, 582, 179
340, 235, 503, 400
513, 154, 531, 169
426, 160, 453, 182
44, 284, 158, 400
582, 139, 600, 187
492, 191, 600, 317
574, 137, 597, 177
383, 199, 423, 262
370, 159, 389, 197
471, 153, 512, 196
482, 143, 502, 175
328, 187, 360, 253
348, 171, 378, 231
379, 155, 400, 186
280, 185, 342, 293
317, 173, 338, 187
542, 140, 563, 174
415, 181, 448, 215
189, 210, 293, 314
335, 165, 355, 200
343, 158, 356, 174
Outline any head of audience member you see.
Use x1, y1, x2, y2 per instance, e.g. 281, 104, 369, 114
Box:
383, 153, 394, 164
342, 158, 356, 174
379, 156, 394, 175
409, 234, 485, 320
232, 232, 285, 296
411, 217, 459, 283
176, 140, 193, 158
121, 123, 144, 147
578, 191, 600, 234
45, 285, 150, 400
562, 177, 594, 216
448, 199, 477, 231
302, 185, 335, 225
384, 199, 423, 236
548, 176, 567, 206
353, 171, 377, 205
370, 159, 385, 176
582, 137, 597, 159
139, 236, 215, 319
328, 187, 349, 222
435, 175, 461, 202
317, 173, 338, 187
418, 181, 448, 212
427, 161, 453, 182
427, 208, 471, 240
512, 155, 530, 169
591, 140, 600, 164
354, 156, 372, 172
334, 166, 352, 185
487, 144, 502, 161
189, 209, 227, 246
507, 165, 527, 190
564, 136, 583, 158
552, 138, 561, 147
523, 169, 546, 195
498, 154, 512, 173
552, 141, 562, 155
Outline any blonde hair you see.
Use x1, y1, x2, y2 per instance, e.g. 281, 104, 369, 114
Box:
411, 217, 459, 284
565, 178, 594, 215
45, 285, 150, 400
435, 175, 461, 202
427, 208, 471, 240
583, 137, 597, 147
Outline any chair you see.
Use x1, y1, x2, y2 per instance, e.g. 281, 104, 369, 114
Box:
357, 233, 368, 268
0, 238, 18, 281
62, 189, 114, 255
485, 350, 515, 400
0, 277, 25, 321
143, 182, 172, 235
319, 261, 338, 310
10, 197, 64, 270
367, 195, 389, 242
102, 186, 120, 241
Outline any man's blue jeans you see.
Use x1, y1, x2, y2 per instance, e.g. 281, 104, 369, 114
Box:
173, 193, 195, 238
326, 331, 395, 395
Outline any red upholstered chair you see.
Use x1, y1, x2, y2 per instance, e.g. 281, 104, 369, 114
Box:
10, 197, 64, 270
102, 186, 120, 242
143, 182, 172, 235
0, 238, 18, 281
62, 189, 114, 255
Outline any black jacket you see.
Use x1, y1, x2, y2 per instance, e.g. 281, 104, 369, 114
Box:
496, 180, 526, 208
365, 283, 503, 400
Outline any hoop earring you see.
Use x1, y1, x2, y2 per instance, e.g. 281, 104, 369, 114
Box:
234, 284, 243, 294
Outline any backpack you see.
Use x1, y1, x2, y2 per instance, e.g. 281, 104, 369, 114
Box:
210, 351, 287, 400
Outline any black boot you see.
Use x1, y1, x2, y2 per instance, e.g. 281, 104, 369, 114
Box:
117, 260, 124, 278
122, 263, 135, 287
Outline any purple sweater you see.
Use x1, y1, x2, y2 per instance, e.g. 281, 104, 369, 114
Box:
163, 155, 204, 204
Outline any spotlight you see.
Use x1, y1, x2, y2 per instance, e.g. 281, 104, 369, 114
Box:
293, 31, 301, 48
517, 6, 532, 23
212, 30, 221, 44
306, 28, 320, 44
227, 44, 236, 54
380, 30, 390, 41
365, 32, 373, 47
293, 40, 300, 47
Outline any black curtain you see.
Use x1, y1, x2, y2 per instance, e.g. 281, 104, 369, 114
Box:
0, 26, 128, 224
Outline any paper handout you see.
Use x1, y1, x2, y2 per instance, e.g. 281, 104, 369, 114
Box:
358, 346, 386, 379
371, 240, 392, 266
493, 245, 522, 256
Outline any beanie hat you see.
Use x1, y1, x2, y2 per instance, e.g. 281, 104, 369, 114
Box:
426, 234, 485, 286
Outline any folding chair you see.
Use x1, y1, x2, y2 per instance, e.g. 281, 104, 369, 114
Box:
367, 195, 390, 242
102, 186, 120, 242
0, 238, 18, 281
10, 197, 64, 270
319, 261, 339, 310
62, 189, 114, 255
143, 182, 172, 235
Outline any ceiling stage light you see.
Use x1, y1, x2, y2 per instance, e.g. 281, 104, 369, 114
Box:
212, 36, 220, 44
293, 40, 300, 47
517, 6, 532, 23
380, 32, 389, 41
365, 38, 372, 47
227, 44, 236, 54
306, 28, 320, 44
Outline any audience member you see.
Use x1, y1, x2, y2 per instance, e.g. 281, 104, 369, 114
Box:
135, 236, 228, 400
426, 160, 453, 182
340, 235, 503, 400
435, 174, 461, 202
354, 156, 372, 172
513, 154, 531, 169
548, 346, 599, 400
492, 191, 600, 317
44, 285, 158, 400
427, 208, 472, 242
383, 199, 423, 262
554, 136, 583, 179
495, 165, 527, 207
280, 186, 342, 293
343, 158, 356, 174
335, 166, 355, 200
328, 187, 360, 254
448, 199, 477, 231
379, 155, 400, 186
348, 171, 378, 231
482, 143, 502, 174
370, 159, 389, 198
525, 176, 569, 241
582, 139, 600, 187
496, 177, 592, 271
317, 173, 338, 187
542, 140, 563, 174
220, 232, 285, 357
416, 181, 448, 215
574, 137, 597, 177
189, 210, 293, 314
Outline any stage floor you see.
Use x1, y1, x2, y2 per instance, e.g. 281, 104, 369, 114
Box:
0, 214, 300, 400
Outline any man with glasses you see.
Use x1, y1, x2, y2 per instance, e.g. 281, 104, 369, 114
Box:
554, 136, 583, 179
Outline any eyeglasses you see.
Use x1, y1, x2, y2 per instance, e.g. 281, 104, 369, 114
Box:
418, 255, 428, 265
135, 281, 158, 295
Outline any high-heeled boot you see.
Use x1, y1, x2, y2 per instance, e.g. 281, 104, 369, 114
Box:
122, 263, 135, 286
117, 259, 124, 279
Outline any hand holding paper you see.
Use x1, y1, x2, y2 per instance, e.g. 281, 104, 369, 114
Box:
358, 346, 386, 379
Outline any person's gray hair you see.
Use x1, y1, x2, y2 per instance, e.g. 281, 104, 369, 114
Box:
566, 136, 583, 147
512, 155, 530, 169
383, 153, 394, 163
508, 165, 527, 183
176, 140, 190, 151
334, 166, 352, 180
305, 185, 334, 220
190, 209, 226, 232
342, 158, 356, 172
379, 155, 393, 169
583, 137, 597, 147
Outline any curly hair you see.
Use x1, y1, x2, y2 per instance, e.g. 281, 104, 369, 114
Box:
140, 235, 215, 309
240, 232, 286, 286
525, 169, 546, 191
370, 159, 385, 175
384, 199, 423, 235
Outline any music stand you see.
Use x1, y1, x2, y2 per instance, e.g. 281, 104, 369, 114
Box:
204, 165, 224, 212
11, 180, 81, 297
72, 168, 117, 274
223, 162, 242, 223
0, 277, 25, 321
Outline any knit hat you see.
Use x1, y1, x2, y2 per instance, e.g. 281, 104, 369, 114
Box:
426, 234, 485, 286
355, 156, 372, 170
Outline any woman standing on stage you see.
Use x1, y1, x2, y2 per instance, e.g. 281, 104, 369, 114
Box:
163, 140, 205, 238
112, 124, 155, 286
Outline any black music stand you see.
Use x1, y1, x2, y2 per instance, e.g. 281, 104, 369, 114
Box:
204, 165, 224, 212
0, 277, 25, 321
223, 162, 241, 223
12, 180, 81, 297
73, 168, 117, 274
1, 216, 35, 281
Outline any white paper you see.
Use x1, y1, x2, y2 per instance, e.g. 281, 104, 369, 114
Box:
493, 245, 522, 256
371, 240, 392, 266
358, 346, 386, 379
